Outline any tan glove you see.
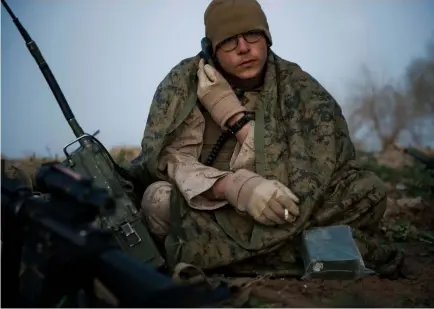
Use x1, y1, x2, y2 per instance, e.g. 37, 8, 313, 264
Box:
225, 169, 300, 225
196, 58, 246, 129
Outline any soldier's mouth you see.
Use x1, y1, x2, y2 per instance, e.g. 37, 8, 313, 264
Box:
239, 59, 256, 66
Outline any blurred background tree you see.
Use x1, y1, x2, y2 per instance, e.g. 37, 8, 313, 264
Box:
347, 36, 434, 151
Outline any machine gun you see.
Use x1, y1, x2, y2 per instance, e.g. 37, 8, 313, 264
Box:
1, 0, 164, 267
1, 162, 230, 308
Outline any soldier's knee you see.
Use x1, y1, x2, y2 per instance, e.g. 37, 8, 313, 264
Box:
141, 181, 172, 238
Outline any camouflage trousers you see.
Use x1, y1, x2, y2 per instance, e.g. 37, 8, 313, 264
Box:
141, 181, 404, 278
141, 181, 173, 238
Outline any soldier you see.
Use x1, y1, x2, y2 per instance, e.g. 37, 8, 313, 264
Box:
127, 0, 404, 277
120, 0, 403, 277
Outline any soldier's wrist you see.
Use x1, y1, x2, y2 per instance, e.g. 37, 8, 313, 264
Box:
217, 96, 247, 129
210, 173, 233, 200
226, 112, 245, 126
225, 169, 261, 209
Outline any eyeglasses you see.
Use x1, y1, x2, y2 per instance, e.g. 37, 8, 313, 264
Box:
217, 30, 264, 52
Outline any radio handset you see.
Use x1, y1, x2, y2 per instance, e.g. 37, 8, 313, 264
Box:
200, 37, 215, 67
198, 37, 242, 98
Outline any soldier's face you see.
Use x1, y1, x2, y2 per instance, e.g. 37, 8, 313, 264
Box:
215, 31, 268, 80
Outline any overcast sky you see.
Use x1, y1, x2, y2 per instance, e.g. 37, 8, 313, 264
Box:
2, 0, 434, 158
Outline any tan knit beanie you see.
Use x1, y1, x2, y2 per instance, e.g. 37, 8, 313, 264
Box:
204, 0, 272, 52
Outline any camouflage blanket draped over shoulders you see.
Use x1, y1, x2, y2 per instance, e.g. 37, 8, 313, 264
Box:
137, 51, 403, 276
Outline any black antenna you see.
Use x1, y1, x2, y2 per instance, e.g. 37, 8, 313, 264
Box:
1, 0, 85, 138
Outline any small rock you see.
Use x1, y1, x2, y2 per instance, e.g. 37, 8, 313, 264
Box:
396, 183, 407, 191
396, 197, 424, 210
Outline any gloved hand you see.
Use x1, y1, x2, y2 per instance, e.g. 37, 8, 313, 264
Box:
196, 58, 246, 129
225, 169, 300, 225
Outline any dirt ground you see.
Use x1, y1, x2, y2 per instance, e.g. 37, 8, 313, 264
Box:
2, 147, 433, 308
217, 147, 434, 308
243, 244, 433, 308
218, 204, 434, 308
220, 171, 434, 308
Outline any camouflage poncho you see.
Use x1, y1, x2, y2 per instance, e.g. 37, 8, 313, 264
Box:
137, 50, 401, 276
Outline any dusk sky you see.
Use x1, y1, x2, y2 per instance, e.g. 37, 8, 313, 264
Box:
2, 0, 434, 158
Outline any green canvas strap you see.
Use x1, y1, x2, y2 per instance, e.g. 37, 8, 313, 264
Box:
169, 185, 187, 240
254, 100, 265, 176
167, 91, 198, 135
164, 90, 200, 269
166, 90, 199, 242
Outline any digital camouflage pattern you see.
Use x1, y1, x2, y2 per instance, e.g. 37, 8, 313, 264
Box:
130, 50, 403, 276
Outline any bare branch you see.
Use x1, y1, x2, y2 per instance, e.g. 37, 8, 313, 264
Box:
347, 37, 434, 150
